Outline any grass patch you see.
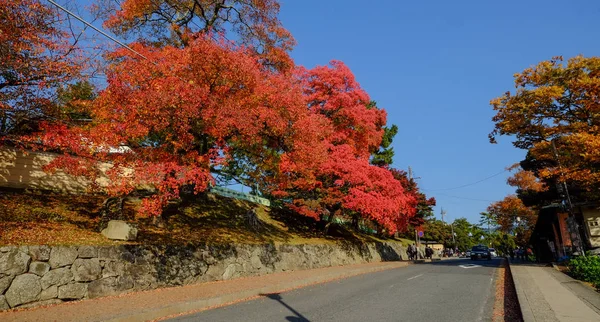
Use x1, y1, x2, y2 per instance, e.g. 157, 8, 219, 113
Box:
0, 190, 411, 246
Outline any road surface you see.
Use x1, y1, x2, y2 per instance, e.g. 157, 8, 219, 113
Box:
171, 258, 502, 322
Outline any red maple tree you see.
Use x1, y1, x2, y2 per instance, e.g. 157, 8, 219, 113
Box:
35, 35, 323, 216
276, 62, 416, 234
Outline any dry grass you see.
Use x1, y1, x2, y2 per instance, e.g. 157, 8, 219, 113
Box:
0, 190, 411, 246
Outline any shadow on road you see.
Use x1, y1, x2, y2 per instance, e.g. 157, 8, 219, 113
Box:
260, 293, 310, 322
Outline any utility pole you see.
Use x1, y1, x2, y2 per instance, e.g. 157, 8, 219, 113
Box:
408, 166, 413, 180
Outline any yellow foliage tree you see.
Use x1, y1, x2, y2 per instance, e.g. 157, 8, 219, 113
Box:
490, 56, 600, 193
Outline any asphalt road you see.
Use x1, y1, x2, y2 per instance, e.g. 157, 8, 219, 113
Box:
171, 258, 503, 322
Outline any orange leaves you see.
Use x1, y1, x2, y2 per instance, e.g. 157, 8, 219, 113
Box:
0, 0, 81, 137
506, 165, 547, 192
491, 55, 600, 192
487, 195, 536, 234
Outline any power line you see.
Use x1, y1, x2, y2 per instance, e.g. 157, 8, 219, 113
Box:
434, 192, 495, 203
423, 169, 508, 191
46, 0, 149, 60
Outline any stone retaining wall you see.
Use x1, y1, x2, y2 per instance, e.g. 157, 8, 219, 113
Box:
0, 242, 413, 311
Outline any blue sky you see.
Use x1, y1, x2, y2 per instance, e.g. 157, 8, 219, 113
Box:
278, 0, 600, 224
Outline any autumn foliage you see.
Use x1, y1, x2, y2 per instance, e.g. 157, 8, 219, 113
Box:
1, 0, 430, 235
0, 0, 80, 137
491, 56, 600, 195
102, 0, 295, 70
487, 195, 537, 245
506, 164, 547, 193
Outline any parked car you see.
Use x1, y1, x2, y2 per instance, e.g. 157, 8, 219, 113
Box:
470, 245, 492, 260
489, 248, 497, 257
465, 251, 471, 258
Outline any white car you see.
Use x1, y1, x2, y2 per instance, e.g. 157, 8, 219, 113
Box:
465, 251, 471, 258
489, 248, 497, 257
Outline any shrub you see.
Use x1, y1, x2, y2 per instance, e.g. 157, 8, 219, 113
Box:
568, 254, 600, 289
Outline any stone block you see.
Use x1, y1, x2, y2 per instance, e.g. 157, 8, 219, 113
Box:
102, 261, 124, 278
77, 246, 98, 259
222, 264, 237, 280
101, 220, 138, 241
58, 283, 87, 300
40, 267, 73, 290
98, 246, 120, 260
28, 246, 51, 262
0, 249, 31, 276
29, 261, 51, 276
4, 274, 41, 307
87, 276, 132, 299
0, 275, 14, 294
0, 295, 9, 311
71, 258, 101, 282
49, 247, 78, 269
40, 285, 58, 300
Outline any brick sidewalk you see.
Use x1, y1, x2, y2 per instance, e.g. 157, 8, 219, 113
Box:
0, 261, 408, 322
509, 260, 600, 322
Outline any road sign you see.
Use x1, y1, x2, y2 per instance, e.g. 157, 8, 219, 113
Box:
418, 231, 424, 237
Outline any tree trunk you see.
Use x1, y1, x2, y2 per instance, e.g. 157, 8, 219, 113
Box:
98, 196, 125, 231
245, 208, 262, 231
323, 208, 339, 236
352, 215, 360, 232
323, 213, 334, 236
152, 215, 165, 228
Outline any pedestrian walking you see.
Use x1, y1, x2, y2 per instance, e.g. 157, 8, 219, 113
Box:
410, 244, 416, 260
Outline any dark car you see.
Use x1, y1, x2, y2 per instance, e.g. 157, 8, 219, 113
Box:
470, 245, 492, 260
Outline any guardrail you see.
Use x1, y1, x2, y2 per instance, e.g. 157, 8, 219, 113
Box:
209, 186, 271, 206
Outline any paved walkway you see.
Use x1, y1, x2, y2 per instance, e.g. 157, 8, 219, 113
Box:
510, 260, 600, 322
0, 261, 409, 322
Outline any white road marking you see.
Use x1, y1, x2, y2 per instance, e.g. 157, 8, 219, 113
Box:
407, 274, 423, 280
459, 264, 482, 269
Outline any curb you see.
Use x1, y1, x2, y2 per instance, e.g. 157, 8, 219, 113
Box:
506, 258, 534, 322
412, 258, 442, 264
